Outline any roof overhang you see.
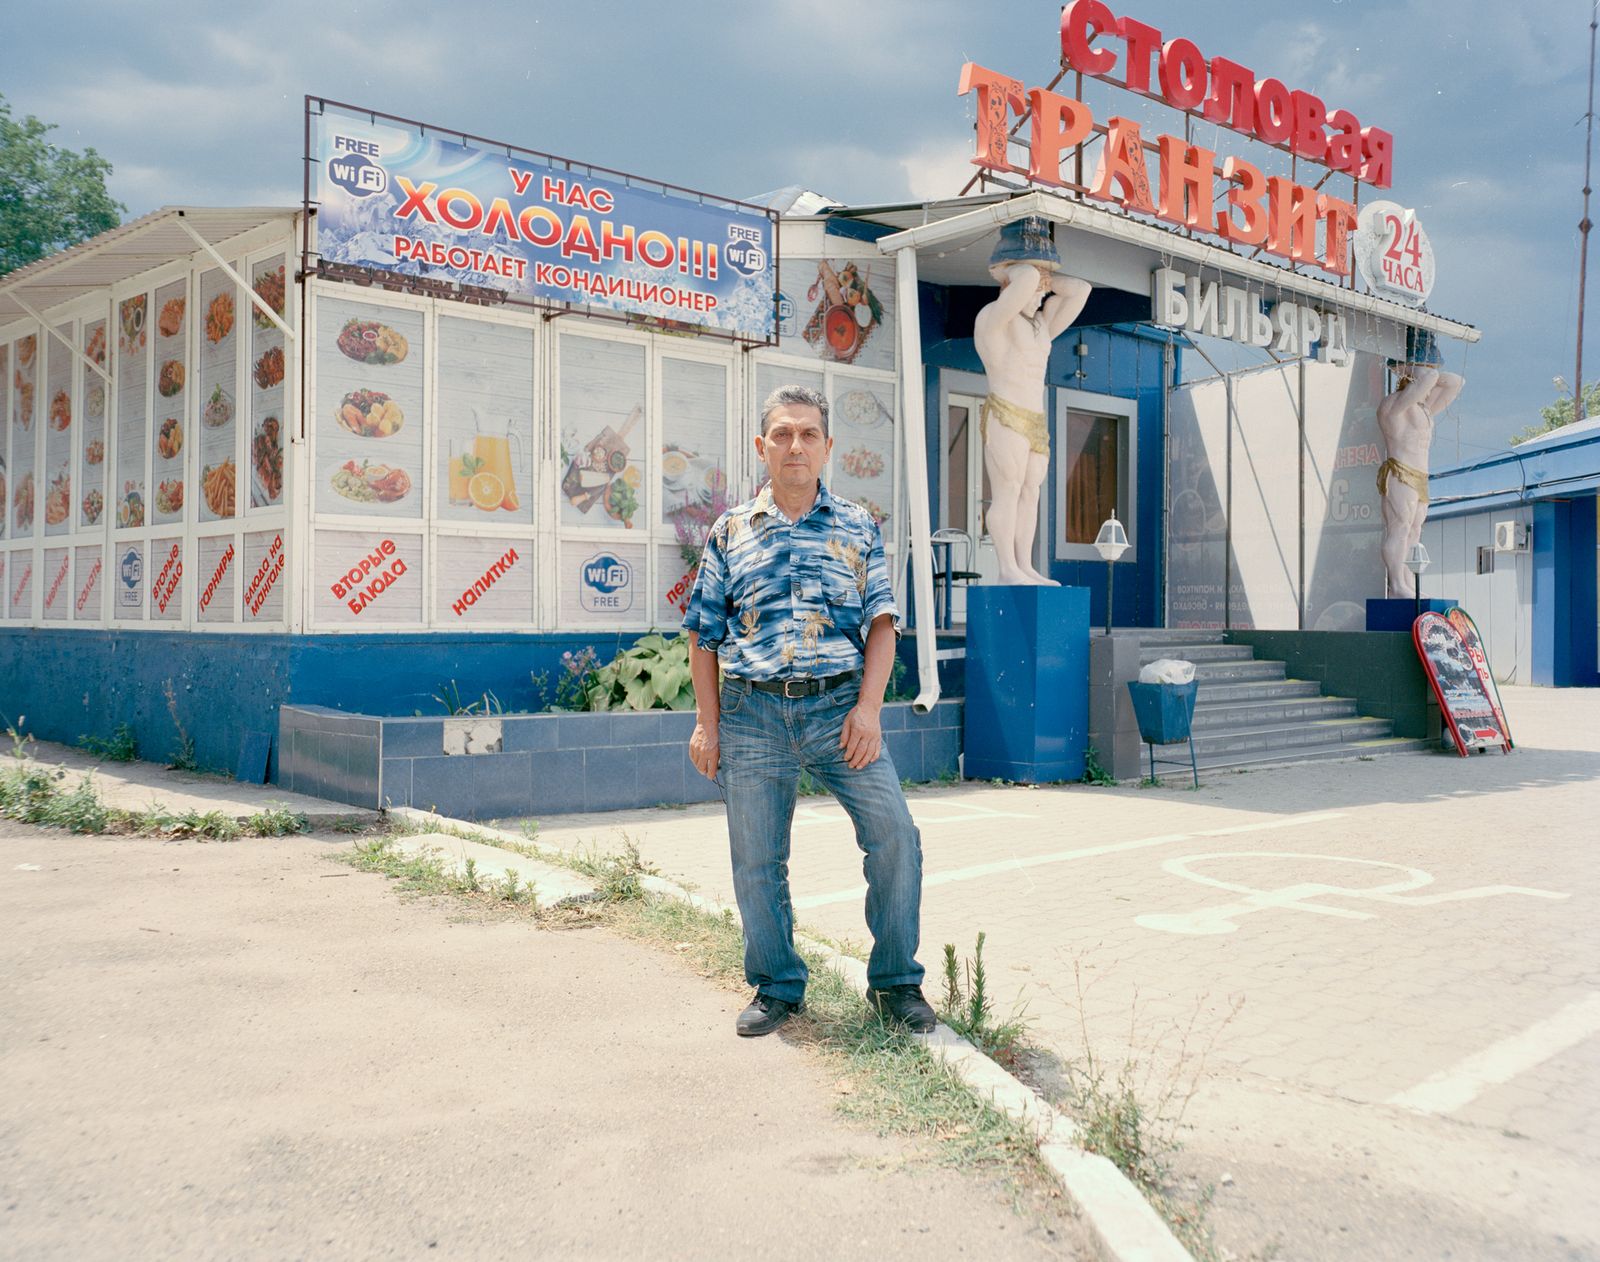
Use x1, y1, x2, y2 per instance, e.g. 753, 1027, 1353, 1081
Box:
868, 190, 1480, 344
0, 206, 299, 324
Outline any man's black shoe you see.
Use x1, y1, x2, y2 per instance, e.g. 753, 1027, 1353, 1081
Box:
866, 985, 937, 1033
736, 992, 805, 1037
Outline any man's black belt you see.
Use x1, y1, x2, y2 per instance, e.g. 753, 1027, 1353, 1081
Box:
745, 671, 858, 698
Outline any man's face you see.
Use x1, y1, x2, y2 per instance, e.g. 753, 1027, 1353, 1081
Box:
756, 403, 831, 493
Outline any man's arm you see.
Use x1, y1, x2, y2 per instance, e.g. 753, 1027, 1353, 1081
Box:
687, 631, 720, 781
839, 613, 896, 770
975, 262, 1043, 330
1042, 275, 1091, 339
1390, 364, 1440, 409
1425, 371, 1464, 416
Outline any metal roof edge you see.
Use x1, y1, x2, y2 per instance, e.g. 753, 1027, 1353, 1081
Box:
873, 191, 1481, 343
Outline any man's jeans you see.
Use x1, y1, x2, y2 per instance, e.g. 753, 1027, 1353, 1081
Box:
717, 674, 924, 1005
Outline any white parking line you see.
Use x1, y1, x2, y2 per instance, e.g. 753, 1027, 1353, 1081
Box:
1387, 993, 1600, 1116
791, 810, 1347, 911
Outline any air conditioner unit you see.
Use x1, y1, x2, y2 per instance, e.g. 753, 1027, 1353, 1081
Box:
1493, 520, 1529, 553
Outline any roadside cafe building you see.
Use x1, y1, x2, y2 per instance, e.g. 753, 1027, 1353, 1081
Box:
0, 13, 1483, 812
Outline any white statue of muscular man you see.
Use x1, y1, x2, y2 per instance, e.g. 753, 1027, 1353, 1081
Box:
974, 221, 1091, 586
1375, 356, 1463, 598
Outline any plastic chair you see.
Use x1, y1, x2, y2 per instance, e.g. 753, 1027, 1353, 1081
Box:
930, 527, 981, 629
1125, 680, 1200, 787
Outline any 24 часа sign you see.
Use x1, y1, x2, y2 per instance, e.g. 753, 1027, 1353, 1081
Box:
310, 103, 777, 341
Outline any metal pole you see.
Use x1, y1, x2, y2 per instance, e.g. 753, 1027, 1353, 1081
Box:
1105, 560, 1114, 636
1578, 3, 1598, 421
894, 246, 941, 714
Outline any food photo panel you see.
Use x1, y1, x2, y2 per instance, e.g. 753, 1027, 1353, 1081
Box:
150, 278, 188, 527
314, 296, 424, 520
249, 258, 288, 510
197, 267, 239, 524
435, 315, 535, 527
558, 334, 646, 532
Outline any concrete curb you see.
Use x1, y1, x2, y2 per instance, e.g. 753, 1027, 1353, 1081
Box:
387, 808, 597, 905
387, 810, 1194, 1262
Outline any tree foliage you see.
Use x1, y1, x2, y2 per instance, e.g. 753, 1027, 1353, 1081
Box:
0, 93, 124, 277
1511, 377, 1600, 446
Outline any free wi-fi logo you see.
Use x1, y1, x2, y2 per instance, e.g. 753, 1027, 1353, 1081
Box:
327, 135, 388, 199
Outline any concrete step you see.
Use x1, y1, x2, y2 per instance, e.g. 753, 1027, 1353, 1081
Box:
1138, 642, 1255, 665
1191, 658, 1288, 682
1188, 715, 1395, 760
1195, 678, 1322, 704
1134, 629, 1226, 644
1147, 736, 1433, 779
1191, 696, 1359, 732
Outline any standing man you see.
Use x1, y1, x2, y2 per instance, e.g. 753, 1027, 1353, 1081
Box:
974, 217, 1092, 585
682, 385, 934, 1039
1376, 333, 1464, 597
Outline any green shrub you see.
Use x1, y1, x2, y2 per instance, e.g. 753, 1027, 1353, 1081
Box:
584, 633, 695, 712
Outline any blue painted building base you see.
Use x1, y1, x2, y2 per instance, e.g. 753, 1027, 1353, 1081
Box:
962, 585, 1090, 783
1366, 598, 1456, 632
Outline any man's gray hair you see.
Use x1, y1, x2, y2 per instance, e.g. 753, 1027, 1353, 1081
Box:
759, 384, 830, 437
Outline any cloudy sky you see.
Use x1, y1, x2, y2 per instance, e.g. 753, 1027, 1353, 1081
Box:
2, 0, 1589, 460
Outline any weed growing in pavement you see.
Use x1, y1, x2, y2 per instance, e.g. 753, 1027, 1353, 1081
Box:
434, 679, 505, 717
4, 715, 35, 760
240, 807, 310, 836
162, 680, 200, 773
1028, 960, 1244, 1260
939, 934, 1029, 1067
78, 723, 139, 762
565, 835, 656, 902
459, 856, 482, 892
1081, 744, 1117, 786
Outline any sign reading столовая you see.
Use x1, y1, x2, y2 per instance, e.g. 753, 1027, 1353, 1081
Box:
309, 101, 777, 342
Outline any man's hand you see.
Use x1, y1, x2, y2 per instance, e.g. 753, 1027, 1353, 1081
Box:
690, 719, 720, 781
839, 705, 883, 770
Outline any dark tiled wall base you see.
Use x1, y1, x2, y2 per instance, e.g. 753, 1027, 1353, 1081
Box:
281, 700, 965, 819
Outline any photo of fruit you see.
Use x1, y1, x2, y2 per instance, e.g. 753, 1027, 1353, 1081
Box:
335, 389, 404, 438
336, 319, 408, 366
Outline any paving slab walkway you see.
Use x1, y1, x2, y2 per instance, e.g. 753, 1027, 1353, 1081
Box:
0, 819, 1087, 1261
522, 685, 1600, 1262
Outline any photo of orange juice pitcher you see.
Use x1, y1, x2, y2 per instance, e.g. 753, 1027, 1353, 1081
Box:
461, 419, 526, 513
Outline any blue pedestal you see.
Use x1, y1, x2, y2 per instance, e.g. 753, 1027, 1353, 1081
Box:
1366, 597, 1456, 632
963, 586, 1090, 783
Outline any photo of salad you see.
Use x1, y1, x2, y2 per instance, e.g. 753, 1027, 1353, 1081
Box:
157, 360, 185, 397
82, 488, 104, 525
253, 265, 286, 328
604, 472, 639, 528
838, 446, 884, 479
155, 479, 184, 515
117, 484, 145, 528
157, 418, 183, 460
334, 388, 404, 438
336, 318, 408, 366
331, 459, 411, 505
203, 385, 232, 428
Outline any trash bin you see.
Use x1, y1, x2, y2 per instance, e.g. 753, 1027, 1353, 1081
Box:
1126, 679, 1200, 786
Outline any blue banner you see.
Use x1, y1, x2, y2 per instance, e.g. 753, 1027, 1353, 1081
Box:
311, 105, 776, 341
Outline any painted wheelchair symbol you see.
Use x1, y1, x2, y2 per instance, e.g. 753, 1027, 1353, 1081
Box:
1136, 852, 1569, 936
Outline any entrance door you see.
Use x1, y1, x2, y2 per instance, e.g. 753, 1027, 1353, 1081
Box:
942, 391, 991, 623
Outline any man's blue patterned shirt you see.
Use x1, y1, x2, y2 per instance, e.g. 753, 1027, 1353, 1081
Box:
681, 480, 900, 682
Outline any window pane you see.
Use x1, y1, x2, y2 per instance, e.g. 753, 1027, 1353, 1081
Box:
947, 403, 969, 530
1062, 410, 1118, 545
